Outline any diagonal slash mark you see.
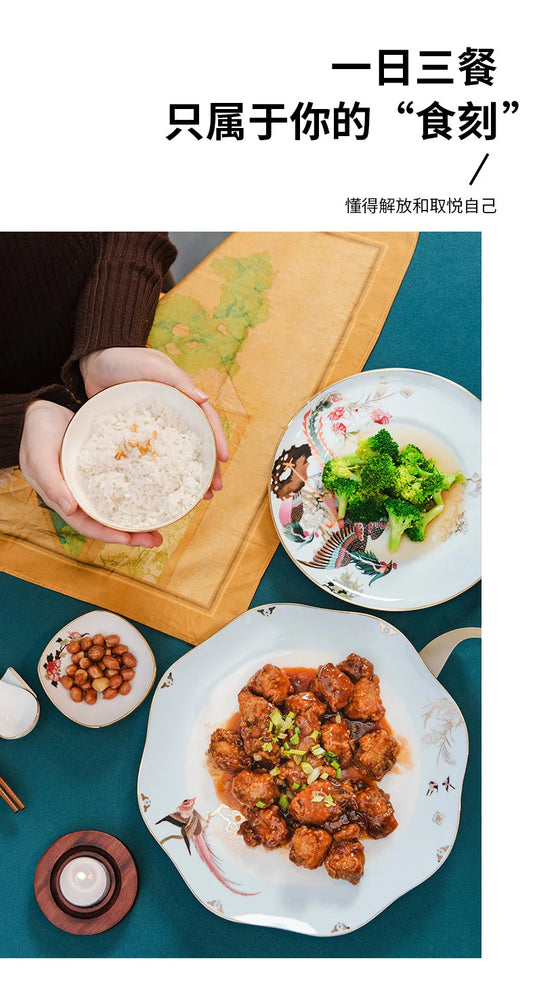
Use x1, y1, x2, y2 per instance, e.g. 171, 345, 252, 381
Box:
469, 154, 489, 186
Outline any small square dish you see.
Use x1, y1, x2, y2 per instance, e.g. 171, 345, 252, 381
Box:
38, 610, 156, 728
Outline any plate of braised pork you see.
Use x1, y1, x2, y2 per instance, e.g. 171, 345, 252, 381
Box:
138, 604, 468, 936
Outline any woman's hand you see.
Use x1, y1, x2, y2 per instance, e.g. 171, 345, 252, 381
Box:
19, 400, 163, 547
80, 347, 229, 497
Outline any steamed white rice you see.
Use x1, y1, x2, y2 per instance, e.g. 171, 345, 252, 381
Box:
77, 402, 205, 528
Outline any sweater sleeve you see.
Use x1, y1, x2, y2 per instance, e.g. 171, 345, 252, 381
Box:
0, 385, 80, 470
61, 232, 177, 400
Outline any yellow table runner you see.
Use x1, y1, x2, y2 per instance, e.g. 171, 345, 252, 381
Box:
0, 232, 418, 643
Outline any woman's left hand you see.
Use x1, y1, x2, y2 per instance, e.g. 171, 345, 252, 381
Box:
80, 347, 229, 497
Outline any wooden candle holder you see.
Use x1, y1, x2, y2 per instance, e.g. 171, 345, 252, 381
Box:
34, 830, 138, 935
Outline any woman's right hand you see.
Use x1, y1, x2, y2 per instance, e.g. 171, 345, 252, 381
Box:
19, 399, 163, 547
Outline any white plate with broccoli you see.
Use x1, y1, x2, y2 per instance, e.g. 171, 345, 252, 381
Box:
269, 368, 481, 611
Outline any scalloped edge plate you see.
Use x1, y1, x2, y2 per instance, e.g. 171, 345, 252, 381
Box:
138, 603, 468, 936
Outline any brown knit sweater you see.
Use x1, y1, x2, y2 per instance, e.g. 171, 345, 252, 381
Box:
0, 232, 177, 468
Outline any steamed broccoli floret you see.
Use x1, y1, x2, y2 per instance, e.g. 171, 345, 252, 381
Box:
384, 498, 423, 553
346, 492, 387, 523
407, 499, 445, 542
392, 464, 435, 506
359, 452, 397, 494
439, 471, 466, 491
321, 465, 358, 519
364, 429, 400, 461
395, 445, 464, 507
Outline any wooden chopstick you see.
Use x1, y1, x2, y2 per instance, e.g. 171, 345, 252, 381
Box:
0, 774, 24, 812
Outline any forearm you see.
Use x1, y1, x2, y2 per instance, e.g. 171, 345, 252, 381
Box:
61, 233, 177, 400
0, 385, 79, 469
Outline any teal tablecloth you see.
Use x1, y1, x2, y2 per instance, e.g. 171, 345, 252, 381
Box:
0, 232, 481, 958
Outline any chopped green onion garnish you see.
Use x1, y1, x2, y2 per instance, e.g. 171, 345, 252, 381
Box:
286, 749, 306, 756
261, 741, 273, 752
324, 794, 335, 807
269, 766, 280, 776
311, 744, 326, 757
311, 729, 319, 741
255, 800, 266, 808
307, 767, 321, 785
291, 781, 300, 790
301, 761, 313, 774
335, 768, 342, 779
311, 791, 324, 803
279, 794, 290, 812
320, 772, 329, 780
290, 732, 300, 746
335, 713, 342, 724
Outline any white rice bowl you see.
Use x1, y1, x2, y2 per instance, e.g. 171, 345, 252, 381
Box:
61, 381, 216, 531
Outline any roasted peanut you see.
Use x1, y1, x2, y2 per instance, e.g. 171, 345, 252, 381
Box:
74, 669, 89, 687
121, 668, 135, 681
91, 676, 110, 693
103, 687, 118, 700
87, 645, 105, 661
66, 641, 81, 654
105, 635, 120, 648
87, 664, 102, 680
71, 651, 85, 664
105, 668, 119, 678
80, 636, 93, 651
92, 633, 105, 647
121, 652, 137, 668
79, 656, 91, 669
60, 674, 74, 690
84, 689, 97, 705
70, 685, 83, 702
112, 644, 129, 655
119, 682, 131, 696
65, 663, 77, 677
104, 647, 112, 655
105, 657, 120, 670
109, 674, 123, 689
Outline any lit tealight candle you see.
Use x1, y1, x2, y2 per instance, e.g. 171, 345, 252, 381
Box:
59, 856, 110, 908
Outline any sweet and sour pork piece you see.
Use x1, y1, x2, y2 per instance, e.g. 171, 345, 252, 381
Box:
343, 675, 385, 722
284, 692, 327, 718
324, 823, 366, 885
208, 728, 252, 772
238, 688, 280, 764
231, 770, 280, 809
309, 663, 353, 712
337, 652, 375, 681
353, 728, 400, 780
321, 717, 354, 768
238, 805, 290, 848
288, 779, 352, 826
247, 663, 292, 705
354, 785, 398, 838
289, 826, 332, 870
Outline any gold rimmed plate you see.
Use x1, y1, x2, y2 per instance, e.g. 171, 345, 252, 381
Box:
269, 368, 481, 611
